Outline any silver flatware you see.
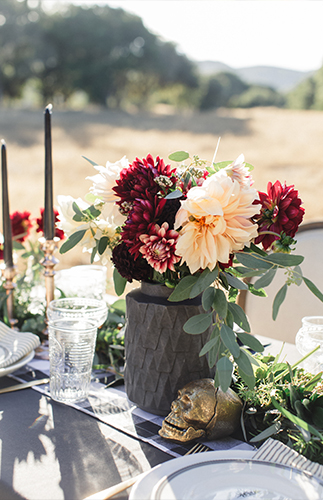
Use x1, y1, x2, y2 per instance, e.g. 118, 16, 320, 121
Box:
83, 443, 211, 500
0, 378, 49, 394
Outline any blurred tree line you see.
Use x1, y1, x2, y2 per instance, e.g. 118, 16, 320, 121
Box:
0, 0, 321, 111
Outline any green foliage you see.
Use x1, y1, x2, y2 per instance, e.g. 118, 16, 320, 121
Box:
199, 72, 249, 110
229, 85, 285, 108
287, 65, 323, 111
168, 246, 323, 393
232, 352, 323, 464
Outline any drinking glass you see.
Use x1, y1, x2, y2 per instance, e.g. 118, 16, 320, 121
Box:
47, 297, 108, 327
295, 316, 323, 373
49, 318, 97, 403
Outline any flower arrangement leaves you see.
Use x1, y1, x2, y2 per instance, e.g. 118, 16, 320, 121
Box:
56, 150, 323, 394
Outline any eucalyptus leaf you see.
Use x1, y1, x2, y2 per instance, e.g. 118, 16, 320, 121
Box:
98, 236, 109, 255
238, 366, 256, 390
227, 302, 250, 332
236, 331, 264, 353
190, 268, 218, 298
234, 267, 265, 278
272, 284, 288, 320
168, 151, 189, 162
59, 229, 86, 254
165, 189, 183, 199
202, 287, 215, 311
199, 333, 220, 357
265, 253, 304, 267
235, 349, 255, 386
220, 324, 240, 358
72, 201, 84, 217
212, 160, 231, 171
213, 288, 228, 319
113, 267, 127, 296
216, 356, 234, 393
183, 312, 213, 334
236, 253, 273, 270
168, 275, 198, 302
222, 272, 248, 290
303, 277, 323, 302
208, 337, 221, 368
254, 267, 277, 290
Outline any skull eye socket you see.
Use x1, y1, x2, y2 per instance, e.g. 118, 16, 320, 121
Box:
180, 394, 191, 407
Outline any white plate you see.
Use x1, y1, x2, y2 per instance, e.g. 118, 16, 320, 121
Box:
0, 345, 11, 366
130, 450, 323, 500
0, 350, 35, 378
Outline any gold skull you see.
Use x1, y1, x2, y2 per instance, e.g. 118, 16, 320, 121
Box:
158, 378, 242, 442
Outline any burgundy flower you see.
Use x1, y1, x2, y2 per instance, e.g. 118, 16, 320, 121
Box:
0, 244, 3, 261
254, 181, 305, 250
157, 198, 182, 230
36, 208, 65, 240
139, 222, 180, 274
112, 241, 151, 282
10, 211, 32, 242
113, 154, 176, 214
121, 194, 166, 259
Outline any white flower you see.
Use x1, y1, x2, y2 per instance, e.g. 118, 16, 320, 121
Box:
87, 156, 128, 203
223, 154, 253, 189
56, 195, 91, 236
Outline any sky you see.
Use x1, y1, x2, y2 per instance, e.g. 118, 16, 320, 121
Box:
43, 0, 323, 72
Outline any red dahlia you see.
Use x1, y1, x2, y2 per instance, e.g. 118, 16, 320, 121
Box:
113, 154, 176, 214
139, 222, 180, 274
36, 208, 65, 240
121, 194, 166, 259
10, 211, 33, 242
112, 241, 151, 282
254, 180, 305, 250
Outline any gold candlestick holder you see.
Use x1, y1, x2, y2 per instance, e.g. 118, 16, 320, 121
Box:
1, 265, 18, 329
39, 237, 59, 342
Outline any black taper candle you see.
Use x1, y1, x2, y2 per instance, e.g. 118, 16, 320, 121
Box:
1, 140, 13, 267
44, 104, 54, 240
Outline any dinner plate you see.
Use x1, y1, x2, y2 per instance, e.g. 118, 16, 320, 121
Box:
0, 345, 11, 366
0, 350, 35, 378
130, 450, 323, 500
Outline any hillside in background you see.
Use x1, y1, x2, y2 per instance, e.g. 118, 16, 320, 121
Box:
197, 61, 315, 92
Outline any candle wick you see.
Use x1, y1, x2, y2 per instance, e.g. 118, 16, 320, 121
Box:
1, 139, 6, 147
45, 103, 53, 114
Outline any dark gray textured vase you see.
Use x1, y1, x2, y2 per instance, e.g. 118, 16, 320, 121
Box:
124, 282, 213, 416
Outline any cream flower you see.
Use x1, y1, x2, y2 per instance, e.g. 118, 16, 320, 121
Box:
86, 156, 129, 225
175, 170, 260, 273
56, 195, 91, 236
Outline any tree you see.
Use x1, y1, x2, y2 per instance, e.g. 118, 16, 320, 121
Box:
199, 72, 248, 110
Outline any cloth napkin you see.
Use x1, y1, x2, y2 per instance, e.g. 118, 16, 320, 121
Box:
0, 321, 40, 369
253, 437, 323, 480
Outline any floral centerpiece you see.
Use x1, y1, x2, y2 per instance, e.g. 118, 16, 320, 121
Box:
58, 151, 323, 396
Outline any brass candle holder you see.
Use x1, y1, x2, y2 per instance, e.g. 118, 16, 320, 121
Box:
1, 265, 18, 328
40, 237, 59, 337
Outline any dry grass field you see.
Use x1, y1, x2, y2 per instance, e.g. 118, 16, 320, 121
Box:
1, 105, 323, 292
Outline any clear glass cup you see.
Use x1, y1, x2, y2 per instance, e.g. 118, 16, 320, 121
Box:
47, 297, 108, 327
295, 316, 323, 374
49, 318, 98, 403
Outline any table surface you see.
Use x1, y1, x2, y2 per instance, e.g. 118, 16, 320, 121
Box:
0, 336, 301, 500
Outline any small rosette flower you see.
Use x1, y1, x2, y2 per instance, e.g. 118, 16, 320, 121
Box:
254, 180, 305, 250
139, 222, 180, 274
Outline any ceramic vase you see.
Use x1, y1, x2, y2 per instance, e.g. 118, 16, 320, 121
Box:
124, 282, 213, 416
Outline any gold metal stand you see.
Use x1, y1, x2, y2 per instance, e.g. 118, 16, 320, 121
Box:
1, 265, 18, 328
40, 238, 59, 308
